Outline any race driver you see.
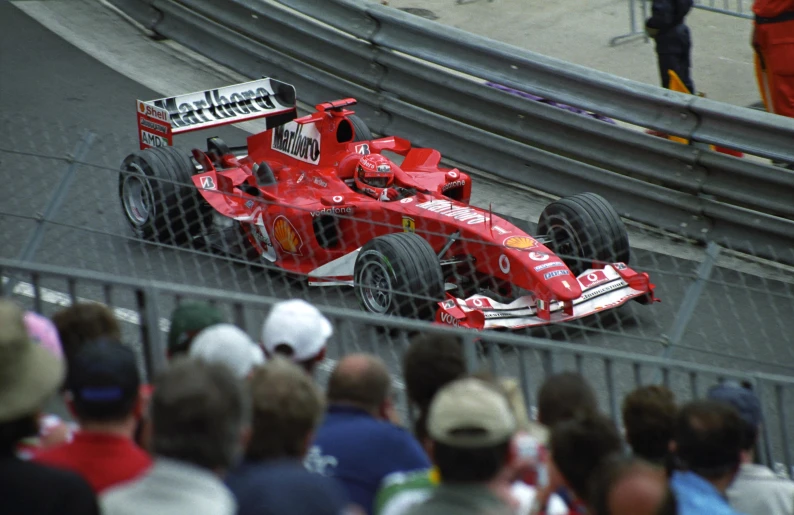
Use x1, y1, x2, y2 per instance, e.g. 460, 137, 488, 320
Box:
752, 0, 794, 118
355, 154, 402, 201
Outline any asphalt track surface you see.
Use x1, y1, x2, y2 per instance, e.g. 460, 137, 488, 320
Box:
1, 1, 793, 387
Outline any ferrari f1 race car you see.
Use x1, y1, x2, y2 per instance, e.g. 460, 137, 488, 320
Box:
119, 78, 657, 330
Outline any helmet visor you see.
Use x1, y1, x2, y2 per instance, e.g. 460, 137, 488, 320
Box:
366, 176, 390, 188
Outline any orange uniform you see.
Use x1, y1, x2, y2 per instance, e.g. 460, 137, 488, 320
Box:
752, 0, 794, 117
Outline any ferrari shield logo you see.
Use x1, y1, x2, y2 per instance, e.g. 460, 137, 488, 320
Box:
402, 216, 415, 233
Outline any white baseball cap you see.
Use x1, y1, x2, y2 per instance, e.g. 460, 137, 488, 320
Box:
261, 300, 332, 362
189, 323, 265, 379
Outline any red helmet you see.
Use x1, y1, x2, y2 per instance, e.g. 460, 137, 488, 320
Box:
355, 154, 394, 197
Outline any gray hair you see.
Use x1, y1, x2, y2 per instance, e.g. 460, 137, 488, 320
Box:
150, 357, 250, 470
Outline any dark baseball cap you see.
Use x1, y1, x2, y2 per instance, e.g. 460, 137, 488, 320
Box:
167, 302, 224, 356
67, 339, 141, 421
707, 381, 763, 427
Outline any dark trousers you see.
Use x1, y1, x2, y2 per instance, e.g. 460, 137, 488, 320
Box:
658, 52, 694, 92
655, 24, 695, 93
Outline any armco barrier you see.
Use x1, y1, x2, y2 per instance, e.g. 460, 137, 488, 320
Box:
2, 258, 792, 478
108, 0, 794, 265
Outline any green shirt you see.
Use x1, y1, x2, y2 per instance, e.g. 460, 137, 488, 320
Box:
375, 468, 435, 515
404, 483, 514, 515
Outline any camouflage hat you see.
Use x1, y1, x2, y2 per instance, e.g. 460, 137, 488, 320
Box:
167, 302, 224, 356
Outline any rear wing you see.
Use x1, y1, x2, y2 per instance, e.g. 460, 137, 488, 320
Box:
136, 78, 297, 150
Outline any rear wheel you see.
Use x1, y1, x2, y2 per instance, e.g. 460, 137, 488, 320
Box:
354, 232, 444, 320
119, 146, 213, 244
349, 115, 373, 142
537, 193, 629, 275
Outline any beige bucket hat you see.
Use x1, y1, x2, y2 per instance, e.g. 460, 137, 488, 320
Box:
0, 300, 65, 422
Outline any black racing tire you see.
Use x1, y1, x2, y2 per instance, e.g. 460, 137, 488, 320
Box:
349, 114, 373, 142
354, 232, 444, 320
537, 193, 630, 275
119, 146, 212, 245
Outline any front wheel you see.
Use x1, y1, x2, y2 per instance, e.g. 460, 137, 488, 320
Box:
537, 192, 630, 275
354, 232, 444, 320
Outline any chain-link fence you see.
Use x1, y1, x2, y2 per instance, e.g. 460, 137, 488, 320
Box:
2, 114, 793, 374
2, 112, 793, 472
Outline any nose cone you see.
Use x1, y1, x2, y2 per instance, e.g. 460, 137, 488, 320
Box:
546, 272, 582, 300
513, 246, 582, 300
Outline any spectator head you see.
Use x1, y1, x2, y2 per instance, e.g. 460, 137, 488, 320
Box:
402, 333, 466, 444
0, 301, 64, 449
590, 455, 670, 515
167, 301, 224, 358
537, 372, 598, 427
189, 324, 265, 379
245, 357, 324, 462
549, 413, 624, 503
52, 302, 121, 366
673, 400, 743, 485
149, 358, 250, 472
428, 378, 517, 483
66, 338, 141, 426
260, 299, 331, 375
24, 311, 64, 360
621, 385, 677, 465
707, 381, 762, 453
327, 354, 393, 420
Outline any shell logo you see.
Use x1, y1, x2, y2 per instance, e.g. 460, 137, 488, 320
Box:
503, 236, 537, 250
138, 102, 146, 114
273, 216, 303, 255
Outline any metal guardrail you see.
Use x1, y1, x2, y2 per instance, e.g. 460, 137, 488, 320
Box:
2, 257, 792, 478
107, 0, 794, 266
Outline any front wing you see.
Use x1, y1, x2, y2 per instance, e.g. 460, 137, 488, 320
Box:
435, 264, 657, 330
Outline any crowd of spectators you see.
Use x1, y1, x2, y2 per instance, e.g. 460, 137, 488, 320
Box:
1, 296, 793, 515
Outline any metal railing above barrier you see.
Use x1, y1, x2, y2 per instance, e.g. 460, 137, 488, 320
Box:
2, 257, 792, 478
611, 0, 753, 46
696, 0, 754, 18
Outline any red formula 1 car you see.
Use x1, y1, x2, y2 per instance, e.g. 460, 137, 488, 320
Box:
119, 78, 657, 330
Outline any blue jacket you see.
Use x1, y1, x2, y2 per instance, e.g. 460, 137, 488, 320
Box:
227, 459, 348, 515
670, 471, 747, 515
306, 405, 431, 514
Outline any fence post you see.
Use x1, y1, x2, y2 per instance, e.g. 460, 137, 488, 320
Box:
751, 376, 775, 468
517, 348, 533, 415
774, 382, 793, 478
658, 242, 721, 369
604, 358, 621, 428
136, 286, 166, 381
462, 333, 480, 373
